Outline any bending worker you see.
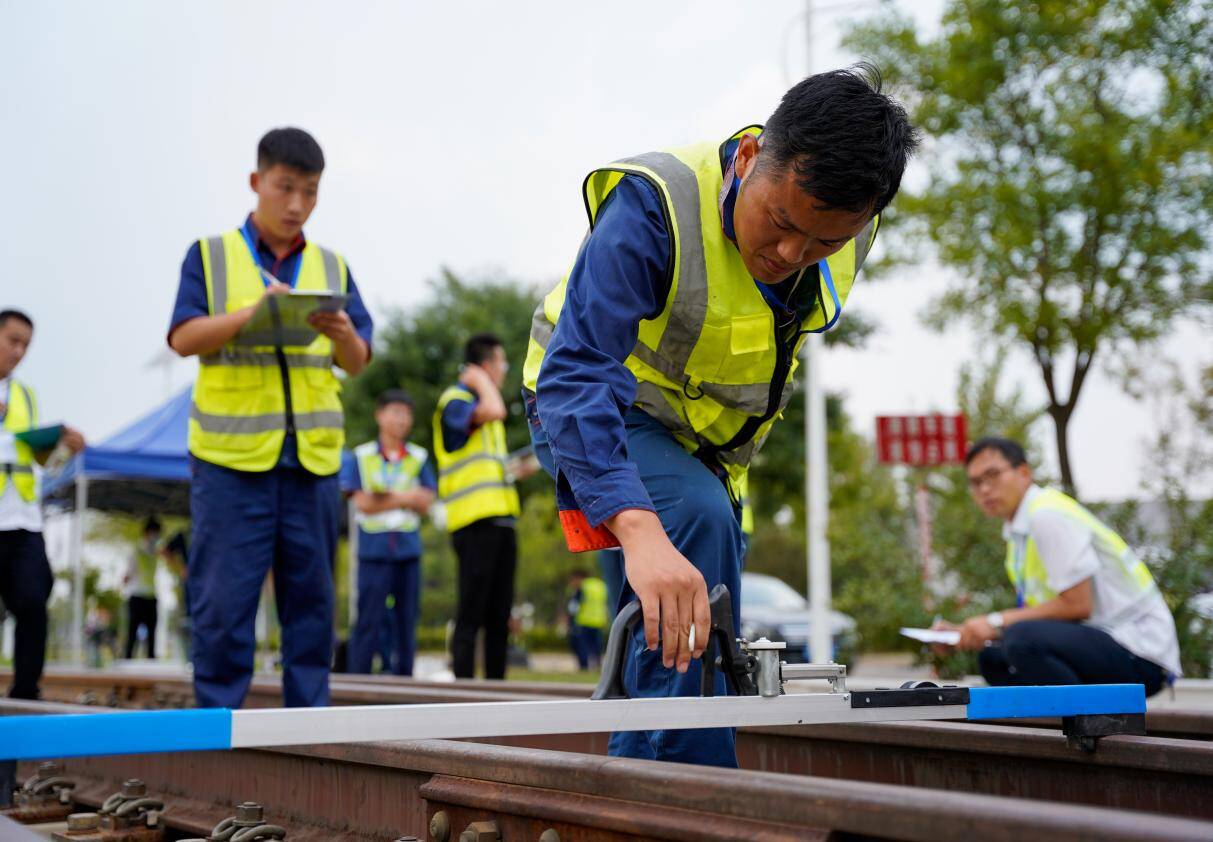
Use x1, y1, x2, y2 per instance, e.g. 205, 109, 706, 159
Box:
939, 437, 1180, 695
168, 128, 373, 708
522, 66, 919, 766
341, 389, 436, 676
0, 309, 85, 700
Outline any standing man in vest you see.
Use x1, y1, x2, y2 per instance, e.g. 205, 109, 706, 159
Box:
167, 128, 373, 708
936, 437, 1180, 694
434, 334, 525, 679
522, 67, 918, 766
0, 309, 85, 699
342, 389, 436, 676
123, 516, 162, 659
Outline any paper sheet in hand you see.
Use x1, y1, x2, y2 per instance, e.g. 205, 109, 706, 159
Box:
900, 627, 961, 646
236, 290, 349, 348
14, 424, 64, 451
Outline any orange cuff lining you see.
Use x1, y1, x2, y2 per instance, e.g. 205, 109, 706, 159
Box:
558, 509, 620, 553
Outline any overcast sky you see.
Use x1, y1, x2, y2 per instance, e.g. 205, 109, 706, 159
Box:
3, 0, 1205, 502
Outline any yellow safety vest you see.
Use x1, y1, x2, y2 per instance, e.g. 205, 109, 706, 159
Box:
189, 230, 348, 475
431, 386, 520, 532
353, 440, 428, 534
1006, 488, 1158, 607
524, 126, 875, 494
132, 539, 159, 596
0, 380, 38, 502
737, 469, 754, 536
574, 577, 609, 630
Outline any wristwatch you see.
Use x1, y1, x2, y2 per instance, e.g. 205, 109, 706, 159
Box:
986, 611, 1005, 632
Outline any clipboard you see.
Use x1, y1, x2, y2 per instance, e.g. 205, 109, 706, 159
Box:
14, 423, 64, 451
235, 290, 349, 348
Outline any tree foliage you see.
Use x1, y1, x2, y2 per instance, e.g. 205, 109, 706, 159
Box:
747, 390, 924, 651
845, 0, 1213, 493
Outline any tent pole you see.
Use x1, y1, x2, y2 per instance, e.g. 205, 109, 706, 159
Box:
71, 475, 88, 666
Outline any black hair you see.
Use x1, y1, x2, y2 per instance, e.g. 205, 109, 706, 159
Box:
376, 389, 415, 410
758, 62, 920, 216
964, 437, 1028, 468
143, 516, 162, 534
0, 309, 33, 330
465, 333, 504, 366
257, 127, 325, 174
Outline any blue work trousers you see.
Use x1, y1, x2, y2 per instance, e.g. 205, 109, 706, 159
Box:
529, 403, 743, 768
348, 556, 421, 676
979, 619, 1169, 697
569, 624, 603, 670
187, 457, 337, 709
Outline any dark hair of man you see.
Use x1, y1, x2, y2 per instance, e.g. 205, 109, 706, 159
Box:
757, 62, 920, 217
144, 516, 162, 534
257, 127, 325, 174
964, 437, 1028, 468
465, 333, 504, 366
377, 389, 415, 410
0, 309, 34, 330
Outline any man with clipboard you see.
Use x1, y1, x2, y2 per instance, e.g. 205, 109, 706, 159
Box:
0, 309, 85, 700
167, 128, 373, 709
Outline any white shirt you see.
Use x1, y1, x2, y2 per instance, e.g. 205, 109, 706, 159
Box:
1004, 484, 1181, 676
0, 377, 42, 533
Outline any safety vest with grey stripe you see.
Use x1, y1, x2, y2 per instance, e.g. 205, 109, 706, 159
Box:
531, 149, 874, 468
193, 235, 343, 437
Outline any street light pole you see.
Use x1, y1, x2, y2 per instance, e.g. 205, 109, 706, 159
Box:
803, 1, 833, 665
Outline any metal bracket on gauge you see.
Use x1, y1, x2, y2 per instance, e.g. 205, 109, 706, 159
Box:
593, 584, 849, 700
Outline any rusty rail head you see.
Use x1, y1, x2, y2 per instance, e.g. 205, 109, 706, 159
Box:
285, 739, 1213, 842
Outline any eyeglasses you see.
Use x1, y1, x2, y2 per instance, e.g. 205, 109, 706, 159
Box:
967, 466, 1010, 491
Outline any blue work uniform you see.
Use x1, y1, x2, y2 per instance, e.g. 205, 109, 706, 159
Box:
168, 215, 374, 709
339, 444, 437, 676
528, 139, 823, 767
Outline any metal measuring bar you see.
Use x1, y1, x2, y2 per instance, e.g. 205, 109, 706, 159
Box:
0, 586, 1147, 761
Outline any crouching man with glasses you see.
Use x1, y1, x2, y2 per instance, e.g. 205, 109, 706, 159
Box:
933, 436, 1180, 696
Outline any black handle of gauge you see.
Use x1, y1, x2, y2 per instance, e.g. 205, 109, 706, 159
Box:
592, 584, 758, 700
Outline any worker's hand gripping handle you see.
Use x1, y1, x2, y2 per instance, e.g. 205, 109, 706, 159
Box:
591, 584, 759, 700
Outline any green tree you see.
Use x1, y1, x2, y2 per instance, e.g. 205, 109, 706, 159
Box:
747, 391, 923, 651
342, 268, 542, 455
1104, 361, 1213, 676
845, 0, 1213, 494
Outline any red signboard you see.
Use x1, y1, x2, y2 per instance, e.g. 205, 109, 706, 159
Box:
875, 413, 968, 467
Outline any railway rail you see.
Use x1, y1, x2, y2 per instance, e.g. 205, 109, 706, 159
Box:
4, 669, 1213, 839
4, 695, 1213, 841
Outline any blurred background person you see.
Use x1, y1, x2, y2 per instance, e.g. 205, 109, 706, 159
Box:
565, 569, 608, 671
433, 334, 523, 679
0, 308, 85, 699
122, 516, 162, 659
342, 389, 435, 676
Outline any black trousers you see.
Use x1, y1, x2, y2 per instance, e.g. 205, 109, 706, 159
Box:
978, 619, 1168, 697
124, 595, 158, 659
0, 529, 54, 699
450, 520, 516, 679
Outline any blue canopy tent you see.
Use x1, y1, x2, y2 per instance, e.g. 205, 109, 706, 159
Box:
41, 387, 191, 661
41, 387, 358, 661
43, 387, 192, 517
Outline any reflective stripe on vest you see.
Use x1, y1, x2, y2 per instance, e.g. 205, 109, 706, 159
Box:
353, 440, 428, 533
523, 127, 875, 491
0, 380, 39, 503
431, 386, 520, 532
1005, 487, 1158, 608
189, 229, 347, 475
575, 577, 609, 629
